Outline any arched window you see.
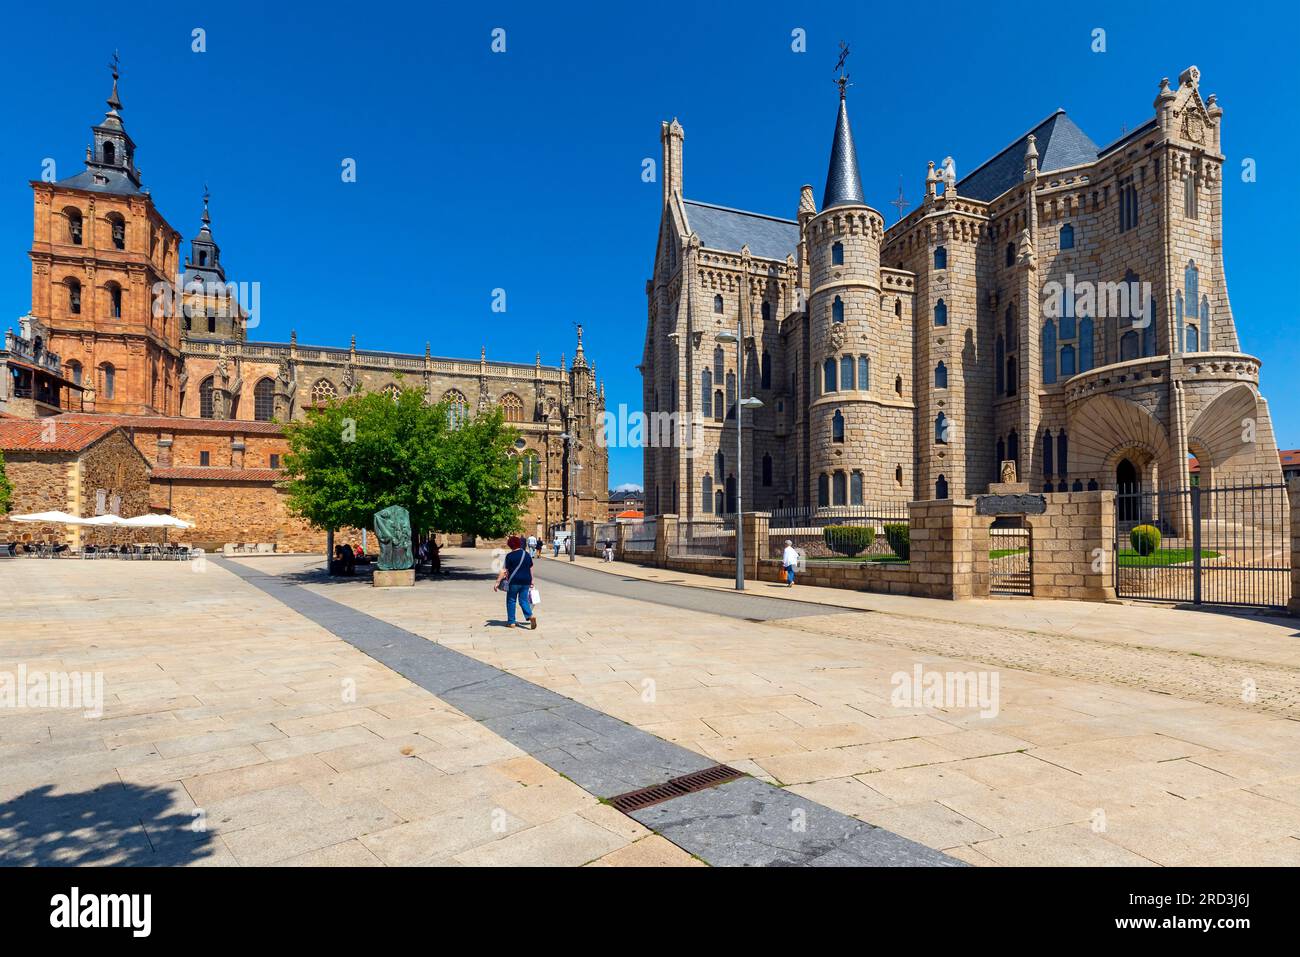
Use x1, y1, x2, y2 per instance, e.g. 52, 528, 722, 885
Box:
832, 471, 847, 506
894, 299, 902, 317
1059, 344, 1076, 377
725, 475, 736, 514
64, 359, 82, 387
713, 294, 723, 313
760, 352, 772, 389
934, 361, 947, 389
761, 301, 772, 322
1059, 223, 1074, 250
894, 374, 902, 397
107, 282, 123, 318
714, 452, 725, 479
832, 242, 844, 265
381, 383, 402, 402
817, 473, 830, 508
519, 452, 541, 487
935, 412, 949, 444
832, 409, 845, 443
1005, 304, 1016, 348
199, 376, 215, 419
934, 299, 947, 326
935, 474, 949, 500
823, 358, 837, 393
1006, 356, 1018, 396
713, 389, 723, 422
700, 369, 712, 418
713, 346, 724, 383
443, 389, 468, 428
702, 474, 713, 512
934, 246, 947, 270
832, 296, 844, 324
499, 392, 524, 422
1057, 431, 1069, 477
103, 141, 116, 165
1079, 317, 1094, 372
895, 465, 903, 486
995, 336, 1006, 393
857, 356, 869, 390
66, 278, 81, 315
65, 207, 83, 245
311, 378, 338, 406
1060, 290, 1076, 342
1005, 242, 1015, 267
762, 453, 773, 486
1042, 430, 1054, 479
108, 213, 126, 251
1041, 321, 1057, 384
725, 371, 736, 418
1120, 330, 1139, 362
850, 471, 863, 506
1185, 324, 1199, 352
840, 356, 854, 390
254, 377, 275, 421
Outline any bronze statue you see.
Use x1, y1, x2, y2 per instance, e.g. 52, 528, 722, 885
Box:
373, 505, 413, 571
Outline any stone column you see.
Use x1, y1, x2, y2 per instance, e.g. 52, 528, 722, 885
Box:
1030, 490, 1117, 601
743, 511, 770, 581
908, 498, 976, 599
655, 513, 677, 568
1289, 480, 1300, 616
614, 521, 627, 562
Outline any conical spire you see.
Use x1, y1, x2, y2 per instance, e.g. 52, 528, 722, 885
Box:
821, 91, 865, 209
106, 51, 123, 115
201, 185, 211, 227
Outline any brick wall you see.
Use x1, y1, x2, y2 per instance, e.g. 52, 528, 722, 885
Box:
0, 455, 72, 544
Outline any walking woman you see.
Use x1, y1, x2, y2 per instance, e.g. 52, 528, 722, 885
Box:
495, 535, 537, 630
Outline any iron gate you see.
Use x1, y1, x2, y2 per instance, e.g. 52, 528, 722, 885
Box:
990, 519, 1032, 596
1114, 482, 1291, 609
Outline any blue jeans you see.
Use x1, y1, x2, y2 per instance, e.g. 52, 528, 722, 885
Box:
506, 581, 533, 625
785, 565, 795, 584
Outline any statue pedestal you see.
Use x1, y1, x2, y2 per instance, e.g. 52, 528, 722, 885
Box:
372, 568, 415, 588
987, 482, 1031, 496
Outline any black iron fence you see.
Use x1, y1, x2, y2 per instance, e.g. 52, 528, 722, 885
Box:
768, 505, 911, 564
1114, 481, 1291, 609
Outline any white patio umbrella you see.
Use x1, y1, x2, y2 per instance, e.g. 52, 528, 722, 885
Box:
80, 514, 127, 526
120, 514, 195, 528
8, 510, 87, 524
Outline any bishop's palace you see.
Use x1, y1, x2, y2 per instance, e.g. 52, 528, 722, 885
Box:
0, 68, 607, 550
642, 66, 1282, 521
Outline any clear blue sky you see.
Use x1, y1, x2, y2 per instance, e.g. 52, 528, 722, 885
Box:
2, 1, 1294, 488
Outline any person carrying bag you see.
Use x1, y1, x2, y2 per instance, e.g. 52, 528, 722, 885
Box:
495, 535, 538, 630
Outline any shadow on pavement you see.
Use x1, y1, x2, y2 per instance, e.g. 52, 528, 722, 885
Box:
0, 782, 217, 867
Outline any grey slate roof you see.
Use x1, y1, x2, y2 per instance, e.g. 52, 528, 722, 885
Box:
682, 200, 799, 262
822, 95, 865, 209
54, 168, 147, 196
957, 110, 1101, 202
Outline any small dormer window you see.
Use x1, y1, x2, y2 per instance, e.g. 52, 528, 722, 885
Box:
103, 141, 116, 165
199, 251, 208, 266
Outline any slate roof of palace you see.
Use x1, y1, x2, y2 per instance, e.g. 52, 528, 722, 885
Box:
956, 110, 1103, 202
682, 200, 800, 262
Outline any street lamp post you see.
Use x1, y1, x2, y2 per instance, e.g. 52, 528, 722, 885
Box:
560, 432, 580, 562
717, 325, 764, 590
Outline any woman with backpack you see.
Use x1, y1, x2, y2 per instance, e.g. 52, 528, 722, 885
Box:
495, 535, 538, 630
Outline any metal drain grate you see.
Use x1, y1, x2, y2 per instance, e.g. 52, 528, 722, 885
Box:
608, 765, 744, 814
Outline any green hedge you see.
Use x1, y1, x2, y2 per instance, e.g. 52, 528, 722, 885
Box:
883, 523, 910, 561
1129, 524, 1161, 557
824, 524, 875, 557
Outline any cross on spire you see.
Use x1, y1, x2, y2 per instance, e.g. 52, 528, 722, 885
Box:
834, 41, 851, 98
890, 176, 910, 222
107, 50, 122, 112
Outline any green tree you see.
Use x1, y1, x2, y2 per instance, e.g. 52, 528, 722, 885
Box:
280, 385, 528, 539
0, 450, 13, 514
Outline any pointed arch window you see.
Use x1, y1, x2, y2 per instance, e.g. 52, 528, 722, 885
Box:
934, 299, 947, 326
1059, 223, 1074, 250
762, 453, 773, 486
935, 412, 949, 444
935, 474, 949, 500
934, 361, 947, 389
519, 452, 541, 487
713, 389, 723, 422
894, 298, 902, 317
725, 371, 736, 418
1042, 430, 1054, 480
840, 356, 854, 390
442, 389, 468, 428
832, 471, 847, 506
701, 369, 712, 417
817, 473, 830, 508
894, 374, 902, 397
857, 356, 870, 390
934, 246, 947, 270
832, 242, 844, 265
199, 375, 215, 419
996, 336, 1006, 393
702, 474, 713, 512
850, 471, 863, 506
823, 358, 837, 393
713, 346, 724, 383
760, 352, 772, 389
1059, 344, 1076, 377
761, 301, 772, 322
832, 296, 844, 324
254, 377, 275, 421
1041, 321, 1057, 384
1005, 242, 1015, 267
499, 391, 524, 422
312, 379, 338, 406
1057, 431, 1069, 477
1006, 356, 1018, 396
713, 294, 723, 313
1185, 324, 1199, 352
832, 409, 845, 443
1079, 317, 1094, 372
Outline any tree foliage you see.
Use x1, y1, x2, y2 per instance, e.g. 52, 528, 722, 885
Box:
280, 385, 529, 538
0, 450, 13, 514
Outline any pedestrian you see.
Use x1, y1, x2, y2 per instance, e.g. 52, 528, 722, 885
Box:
527, 534, 538, 557
495, 535, 537, 630
781, 539, 800, 587
552, 535, 561, 558
603, 540, 614, 563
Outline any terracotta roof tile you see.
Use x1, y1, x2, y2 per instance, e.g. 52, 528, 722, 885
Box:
0, 419, 119, 453
55, 413, 285, 435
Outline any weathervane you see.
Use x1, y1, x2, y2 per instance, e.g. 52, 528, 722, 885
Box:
890, 176, 910, 223
834, 41, 851, 97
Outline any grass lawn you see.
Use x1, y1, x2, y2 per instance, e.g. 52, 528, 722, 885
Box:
989, 547, 1029, 559
1118, 548, 1220, 568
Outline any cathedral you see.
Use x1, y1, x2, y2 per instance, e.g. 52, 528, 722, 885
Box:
3, 64, 607, 549
641, 65, 1281, 521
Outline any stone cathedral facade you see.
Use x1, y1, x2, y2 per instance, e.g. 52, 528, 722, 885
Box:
12, 66, 607, 547
642, 66, 1281, 523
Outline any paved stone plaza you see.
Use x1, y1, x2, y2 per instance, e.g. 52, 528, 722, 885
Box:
4, 549, 1300, 866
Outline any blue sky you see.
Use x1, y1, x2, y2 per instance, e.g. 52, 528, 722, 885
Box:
2, 1, 1294, 487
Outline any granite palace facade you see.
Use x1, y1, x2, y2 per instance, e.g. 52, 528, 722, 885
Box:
641, 66, 1282, 521
0, 65, 607, 551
